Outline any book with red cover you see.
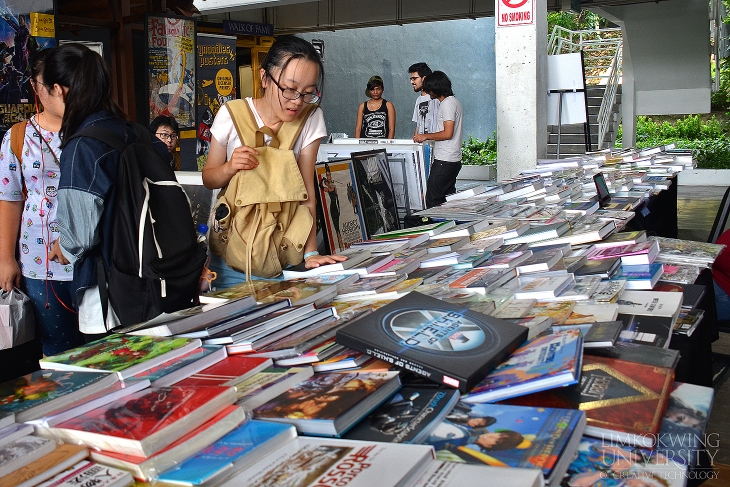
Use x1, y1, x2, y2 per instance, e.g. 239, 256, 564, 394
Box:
89, 405, 245, 481
505, 354, 674, 448
41, 386, 237, 457
172, 355, 273, 387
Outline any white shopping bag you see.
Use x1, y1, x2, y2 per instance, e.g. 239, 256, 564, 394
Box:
0, 288, 35, 349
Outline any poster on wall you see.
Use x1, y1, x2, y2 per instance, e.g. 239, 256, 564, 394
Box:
316, 160, 367, 254
196, 33, 236, 171
147, 15, 196, 129
0, 2, 56, 132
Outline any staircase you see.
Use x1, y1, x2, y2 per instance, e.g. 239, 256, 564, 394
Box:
546, 26, 623, 158
546, 84, 622, 157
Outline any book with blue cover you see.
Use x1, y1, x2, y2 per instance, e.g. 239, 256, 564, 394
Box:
156, 420, 296, 485
462, 330, 583, 404
423, 402, 585, 487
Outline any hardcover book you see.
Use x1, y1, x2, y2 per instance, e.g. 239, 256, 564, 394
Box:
156, 420, 297, 486
563, 436, 686, 487
39, 334, 202, 379
0, 370, 119, 422
343, 387, 461, 444
253, 371, 402, 437
506, 354, 675, 448
335, 292, 529, 392
40, 386, 237, 457
461, 330, 583, 404
234, 366, 315, 410
584, 341, 680, 369
616, 313, 675, 349
217, 436, 436, 487
423, 402, 585, 487
316, 161, 367, 253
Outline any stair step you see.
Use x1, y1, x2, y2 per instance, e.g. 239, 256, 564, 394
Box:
548, 134, 599, 144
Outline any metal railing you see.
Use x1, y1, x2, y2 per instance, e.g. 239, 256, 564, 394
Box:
548, 26, 623, 149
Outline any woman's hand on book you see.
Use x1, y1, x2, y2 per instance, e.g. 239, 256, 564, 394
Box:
304, 253, 348, 269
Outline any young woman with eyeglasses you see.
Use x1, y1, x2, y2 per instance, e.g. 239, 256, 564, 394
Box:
202, 36, 345, 287
0, 49, 82, 355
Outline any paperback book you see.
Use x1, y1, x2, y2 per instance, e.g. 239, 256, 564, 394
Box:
253, 371, 401, 437
424, 402, 585, 487
39, 334, 201, 379
34, 460, 133, 487
343, 387, 461, 444
462, 329, 583, 404
0, 443, 88, 487
335, 292, 528, 392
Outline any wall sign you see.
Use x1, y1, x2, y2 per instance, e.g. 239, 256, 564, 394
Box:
497, 0, 534, 27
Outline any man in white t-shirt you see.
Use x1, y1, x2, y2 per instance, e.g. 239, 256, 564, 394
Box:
413, 71, 463, 208
408, 62, 440, 137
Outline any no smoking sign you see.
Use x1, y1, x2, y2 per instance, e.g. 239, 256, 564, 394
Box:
497, 0, 534, 27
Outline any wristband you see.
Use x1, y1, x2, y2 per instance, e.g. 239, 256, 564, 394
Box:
304, 251, 320, 259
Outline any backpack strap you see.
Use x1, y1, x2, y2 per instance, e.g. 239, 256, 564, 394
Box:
225, 100, 316, 150
10, 120, 28, 199
69, 125, 129, 152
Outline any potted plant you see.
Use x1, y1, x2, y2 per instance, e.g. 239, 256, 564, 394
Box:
459, 133, 497, 180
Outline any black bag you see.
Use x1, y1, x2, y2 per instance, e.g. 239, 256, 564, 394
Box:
70, 124, 207, 327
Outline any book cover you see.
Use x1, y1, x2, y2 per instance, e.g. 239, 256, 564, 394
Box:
673, 309, 704, 336
350, 149, 399, 238
513, 274, 574, 300
45, 386, 237, 457
0, 443, 88, 487
655, 381, 714, 465
462, 330, 583, 404
374, 220, 454, 239
587, 240, 659, 266
514, 248, 564, 274
204, 279, 336, 307
616, 313, 675, 349
503, 222, 569, 244
574, 257, 621, 278
343, 387, 461, 444
173, 355, 274, 387
613, 263, 664, 290
312, 346, 371, 372
157, 420, 297, 485
585, 341, 680, 369
653, 237, 724, 265
507, 354, 675, 447
491, 298, 536, 319
253, 371, 401, 436
316, 161, 367, 253
424, 401, 585, 486
410, 461, 542, 487
0, 435, 57, 478
219, 436, 436, 487
235, 366, 315, 410
335, 292, 529, 392
593, 230, 647, 248
39, 334, 201, 379
130, 345, 226, 386
0, 370, 118, 422
525, 301, 575, 325
484, 251, 533, 269
582, 320, 623, 348
563, 436, 686, 487
0, 423, 33, 448
90, 405, 246, 481
449, 268, 514, 294
563, 302, 619, 325
34, 460, 133, 487
590, 279, 626, 303
616, 290, 683, 319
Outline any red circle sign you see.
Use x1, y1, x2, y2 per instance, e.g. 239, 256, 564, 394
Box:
502, 0, 528, 7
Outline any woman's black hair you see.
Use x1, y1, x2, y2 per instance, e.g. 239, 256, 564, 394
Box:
29, 49, 48, 86
260, 36, 324, 98
150, 115, 179, 135
44, 43, 126, 146
422, 71, 454, 98
366, 75, 384, 91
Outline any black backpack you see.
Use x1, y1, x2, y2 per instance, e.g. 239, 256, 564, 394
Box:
70, 124, 207, 327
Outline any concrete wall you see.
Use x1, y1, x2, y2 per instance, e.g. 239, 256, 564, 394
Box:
296, 17, 497, 141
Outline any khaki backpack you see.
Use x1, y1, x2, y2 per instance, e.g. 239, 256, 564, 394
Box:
209, 100, 316, 279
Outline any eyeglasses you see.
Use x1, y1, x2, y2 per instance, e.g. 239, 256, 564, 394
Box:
30, 78, 43, 91
409, 76, 422, 81
266, 72, 320, 104
156, 133, 178, 142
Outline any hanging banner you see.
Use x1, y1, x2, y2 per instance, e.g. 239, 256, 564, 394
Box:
497, 0, 534, 27
147, 15, 197, 129
195, 33, 236, 171
0, 4, 56, 132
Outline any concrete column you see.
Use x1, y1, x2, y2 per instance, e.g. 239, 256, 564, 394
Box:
494, 0, 548, 181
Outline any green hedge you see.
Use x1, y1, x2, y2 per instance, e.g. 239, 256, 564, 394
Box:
616, 115, 730, 169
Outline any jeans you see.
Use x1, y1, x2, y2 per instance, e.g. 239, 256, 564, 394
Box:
714, 281, 730, 321
208, 254, 282, 291
425, 159, 462, 208
21, 277, 82, 356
